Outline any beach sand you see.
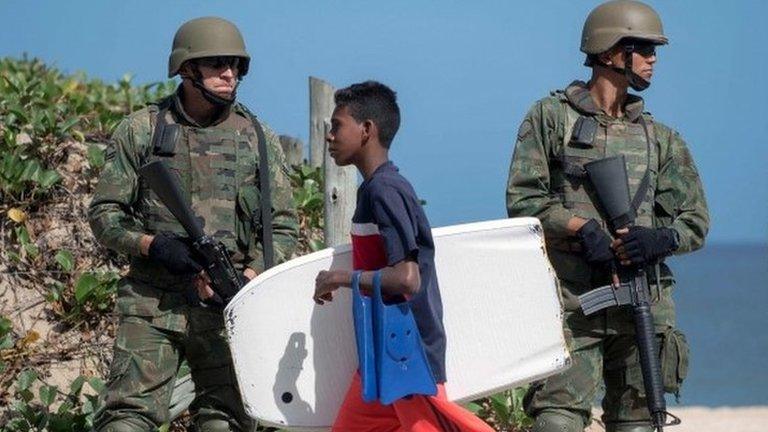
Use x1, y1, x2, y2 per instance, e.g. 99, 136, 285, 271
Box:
586, 406, 768, 432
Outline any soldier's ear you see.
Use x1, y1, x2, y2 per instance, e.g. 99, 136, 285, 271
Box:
599, 51, 613, 66
178, 62, 193, 80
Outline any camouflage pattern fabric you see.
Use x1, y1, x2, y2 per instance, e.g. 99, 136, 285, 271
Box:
88, 86, 299, 431
93, 278, 253, 432
506, 81, 709, 429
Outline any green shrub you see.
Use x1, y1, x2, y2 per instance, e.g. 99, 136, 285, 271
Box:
0, 56, 175, 203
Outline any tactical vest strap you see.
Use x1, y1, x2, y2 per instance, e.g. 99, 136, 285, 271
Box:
238, 105, 275, 270
253, 117, 275, 270
630, 116, 653, 215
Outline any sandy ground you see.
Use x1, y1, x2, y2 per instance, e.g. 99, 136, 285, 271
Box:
585, 406, 768, 432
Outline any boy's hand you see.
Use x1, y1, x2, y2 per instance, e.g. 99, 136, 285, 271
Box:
314, 270, 351, 305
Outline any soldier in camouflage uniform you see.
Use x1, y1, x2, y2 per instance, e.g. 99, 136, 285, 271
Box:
506, 2, 709, 431
88, 17, 298, 432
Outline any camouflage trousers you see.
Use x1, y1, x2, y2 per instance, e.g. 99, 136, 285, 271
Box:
524, 262, 689, 431
93, 276, 254, 432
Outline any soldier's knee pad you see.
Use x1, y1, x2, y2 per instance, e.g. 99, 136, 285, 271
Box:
196, 419, 233, 432
531, 410, 585, 432
97, 418, 154, 432
605, 423, 653, 432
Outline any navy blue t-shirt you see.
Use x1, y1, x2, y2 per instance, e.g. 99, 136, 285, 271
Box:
350, 161, 447, 383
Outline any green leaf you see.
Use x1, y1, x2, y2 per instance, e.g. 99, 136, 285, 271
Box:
0, 335, 13, 350
86, 376, 105, 393
24, 242, 40, 259
86, 144, 105, 169
57, 399, 74, 415
40, 384, 58, 406
0, 315, 12, 336
309, 239, 325, 252
74, 272, 98, 302
69, 375, 86, 395
20, 388, 35, 403
489, 392, 511, 425
157, 424, 170, 432
54, 249, 75, 272
58, 116, 80, 134
35, 169, 61, 189
81, 396, 95, 415
16, 369, 38, 391
465, 402, 483, 414
20, 158, 42, 181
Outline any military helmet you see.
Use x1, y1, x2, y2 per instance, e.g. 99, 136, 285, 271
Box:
168, 17, 250, 78
581, 0, 668, 55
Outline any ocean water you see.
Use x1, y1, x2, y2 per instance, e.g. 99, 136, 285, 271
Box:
667, 244, 768, 407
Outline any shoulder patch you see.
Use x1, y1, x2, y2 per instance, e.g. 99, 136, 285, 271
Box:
105, 144, 116, 162
517, 118, 533, 142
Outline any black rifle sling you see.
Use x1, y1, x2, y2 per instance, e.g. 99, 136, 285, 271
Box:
631, 116, 653, 215
251, 116, 275, 270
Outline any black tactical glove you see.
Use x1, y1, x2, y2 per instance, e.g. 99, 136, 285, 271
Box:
619, 226, 678, 267
577, 219, 615, 269
148, 233, 203, 275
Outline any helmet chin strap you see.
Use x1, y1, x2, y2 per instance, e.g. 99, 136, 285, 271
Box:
604, 46, 651, 92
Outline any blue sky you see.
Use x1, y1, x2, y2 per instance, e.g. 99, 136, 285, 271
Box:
2, 0, 765, 245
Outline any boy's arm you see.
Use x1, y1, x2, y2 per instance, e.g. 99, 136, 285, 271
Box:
314, 182, 423, 303
313, 260, 420, 305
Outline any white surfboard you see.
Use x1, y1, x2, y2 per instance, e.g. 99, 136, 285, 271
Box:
225, 217, 569, 430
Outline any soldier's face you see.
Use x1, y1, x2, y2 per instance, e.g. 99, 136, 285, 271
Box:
196, 58, 239, 98
327, 106, 365, 166
606, 45, 657, 82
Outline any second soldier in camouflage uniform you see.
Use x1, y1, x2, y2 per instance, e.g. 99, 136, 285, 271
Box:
88, 17, 298, 432
506, 1, 709, 431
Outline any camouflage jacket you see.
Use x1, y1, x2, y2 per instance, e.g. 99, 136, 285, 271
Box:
88, 88, 298, 279
507, 81, 709, 256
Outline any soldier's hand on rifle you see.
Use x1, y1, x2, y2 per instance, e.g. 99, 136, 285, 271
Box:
577, 219, 615, 269
612, 226, 678, 267
147, 232, 204, 275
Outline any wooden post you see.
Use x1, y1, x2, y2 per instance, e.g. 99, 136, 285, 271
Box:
322, 120, 358, 247
310, 77, 357, 247
309, 77, 334, 169
278, 134, 304, 166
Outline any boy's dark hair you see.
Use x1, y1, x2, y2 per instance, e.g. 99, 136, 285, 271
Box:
334, 81, 400, 148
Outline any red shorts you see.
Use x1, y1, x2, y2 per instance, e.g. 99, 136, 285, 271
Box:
332, 373, 494, 432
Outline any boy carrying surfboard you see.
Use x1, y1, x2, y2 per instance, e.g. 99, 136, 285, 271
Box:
313, 81, 493, 432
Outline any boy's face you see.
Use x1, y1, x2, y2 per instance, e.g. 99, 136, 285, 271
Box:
326, 106, 365, 166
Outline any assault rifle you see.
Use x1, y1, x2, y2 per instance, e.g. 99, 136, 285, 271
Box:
577, 155, 680, 432
138, 160, 244, 306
